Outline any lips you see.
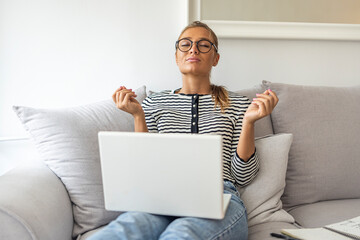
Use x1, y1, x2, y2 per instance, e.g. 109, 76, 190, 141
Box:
186, 57, 200, 62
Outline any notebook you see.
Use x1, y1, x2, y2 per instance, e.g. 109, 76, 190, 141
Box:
281, 216, 360, 240
98, 131, 231, 219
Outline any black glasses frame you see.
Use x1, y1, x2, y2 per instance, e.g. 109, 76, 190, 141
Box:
175, 38, 218, 53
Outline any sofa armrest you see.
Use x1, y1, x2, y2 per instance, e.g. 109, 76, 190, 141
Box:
0, 160, 73, 240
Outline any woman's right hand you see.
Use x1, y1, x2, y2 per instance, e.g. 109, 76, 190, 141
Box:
112, 86, 144, 117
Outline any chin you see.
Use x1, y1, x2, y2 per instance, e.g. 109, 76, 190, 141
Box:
180, 67, 206, 75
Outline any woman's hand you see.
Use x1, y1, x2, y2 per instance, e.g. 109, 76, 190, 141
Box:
244, 89, 279, 124
112, 86, 144, 118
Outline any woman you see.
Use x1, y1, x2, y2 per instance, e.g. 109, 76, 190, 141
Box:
90, 21, 278, 240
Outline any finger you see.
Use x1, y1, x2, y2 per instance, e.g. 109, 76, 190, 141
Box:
255, 95, 271, 113
262, 89, 270, 95
119, 90, 135, 104
257, 91, 275, 108
112, 92, 116, 103
253, 97, 270, 115
115, 92, 120, 109
119, 90, 127, 103
113, 87, 121, 102
256, 92, 271, 99
252, 99, 266, 117
113, 86, 125, 102
268, 89, 279, 106
116, 91, 121, 106
123, 92, 132, 106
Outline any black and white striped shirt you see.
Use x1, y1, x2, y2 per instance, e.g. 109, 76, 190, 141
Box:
142, 89, 259, 187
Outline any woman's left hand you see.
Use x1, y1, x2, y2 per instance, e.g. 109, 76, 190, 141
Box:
244, 89, 279, 124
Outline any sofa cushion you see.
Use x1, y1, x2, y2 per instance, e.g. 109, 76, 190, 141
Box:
77, 226, 105, 240
235, 85, 273, 138
80, 220, 299, 240
263, 81, 360, 209
248, 222, 298, 240
239, 133, 295, 227
13, 86, 147, 238
287, 199, 360, 228
0, 161, 73, 240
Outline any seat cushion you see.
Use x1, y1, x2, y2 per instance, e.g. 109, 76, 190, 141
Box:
249, 221, 298, 240
76, 226, 105, 240
80, 220, 298, 240
263, 81, 360, 209
13, 86, 147, 237
288, 199, 360, 228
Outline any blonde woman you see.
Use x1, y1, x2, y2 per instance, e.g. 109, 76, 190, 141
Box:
90, 21, 278, 240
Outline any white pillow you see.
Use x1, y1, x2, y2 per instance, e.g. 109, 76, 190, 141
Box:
13, 86, 146, 238
238, 133, 295, 226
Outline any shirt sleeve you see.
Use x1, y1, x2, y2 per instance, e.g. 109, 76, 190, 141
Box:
230, 97, 260, 187
141, 95, 158, 133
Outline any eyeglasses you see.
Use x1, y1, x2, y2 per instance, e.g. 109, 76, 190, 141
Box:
175, 38, 218, 53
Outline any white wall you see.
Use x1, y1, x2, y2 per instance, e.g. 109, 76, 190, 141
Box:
0, 0, 187, 139
0, 138, 39, 175
212, 38, 360, 90
1, 0, 360, 174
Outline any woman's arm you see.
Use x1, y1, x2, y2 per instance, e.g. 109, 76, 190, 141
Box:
112, 86, 148, 132
237, 89, 278, 161
236, 121, 255, 161
133, 112, 148, 132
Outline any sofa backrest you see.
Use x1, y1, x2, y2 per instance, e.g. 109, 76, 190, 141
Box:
263, 81, 360, 209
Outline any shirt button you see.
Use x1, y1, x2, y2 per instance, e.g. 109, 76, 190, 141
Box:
192, 122, 196, 125
193, 95, 197, 99
193, 104, 196, 107
193, 114, 196, 118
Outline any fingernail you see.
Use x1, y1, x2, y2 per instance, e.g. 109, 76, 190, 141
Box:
269, 88, 272, 92
253, 98, 257, 100
256, 93, 260, 96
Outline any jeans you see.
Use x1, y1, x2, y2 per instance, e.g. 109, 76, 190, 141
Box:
88, 181, 248, 240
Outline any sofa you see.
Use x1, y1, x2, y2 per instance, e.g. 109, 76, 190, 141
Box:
1, 81, 360, 240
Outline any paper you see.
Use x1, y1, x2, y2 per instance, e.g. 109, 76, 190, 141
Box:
281, 228, 352, 240
282, 216, 360, 240
325, 216, 360, 239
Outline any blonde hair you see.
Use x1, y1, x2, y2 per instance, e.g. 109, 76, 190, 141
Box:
178, 21, 230, 112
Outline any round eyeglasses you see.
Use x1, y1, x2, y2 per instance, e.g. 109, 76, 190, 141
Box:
175, 38, 218, 53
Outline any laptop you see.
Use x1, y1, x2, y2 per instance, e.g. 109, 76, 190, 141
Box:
98, 131, 231, 219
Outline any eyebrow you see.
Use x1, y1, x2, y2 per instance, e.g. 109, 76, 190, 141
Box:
180, 37, 212, 42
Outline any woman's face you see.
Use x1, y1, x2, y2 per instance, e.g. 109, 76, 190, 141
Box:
175, 27, 220, 78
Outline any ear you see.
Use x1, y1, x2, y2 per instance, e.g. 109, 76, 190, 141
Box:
175, 52, 179, 66
212, 53, 220, 67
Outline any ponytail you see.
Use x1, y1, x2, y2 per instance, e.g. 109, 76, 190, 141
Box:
211, 84, 230, 113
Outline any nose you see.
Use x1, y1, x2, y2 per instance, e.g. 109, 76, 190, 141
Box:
189, 42, 199, 54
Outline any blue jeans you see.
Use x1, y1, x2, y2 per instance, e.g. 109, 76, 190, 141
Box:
88, 181, 248, 240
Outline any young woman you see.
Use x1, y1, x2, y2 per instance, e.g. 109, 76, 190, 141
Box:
89, 21, 278, 240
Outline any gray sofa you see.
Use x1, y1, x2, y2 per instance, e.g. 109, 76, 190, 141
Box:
1, 81, 360, 240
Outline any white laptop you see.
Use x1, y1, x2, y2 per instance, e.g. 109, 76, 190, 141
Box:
98, 131, 231, 219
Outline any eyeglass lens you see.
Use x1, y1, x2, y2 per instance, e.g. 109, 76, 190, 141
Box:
178, 39, 213, 53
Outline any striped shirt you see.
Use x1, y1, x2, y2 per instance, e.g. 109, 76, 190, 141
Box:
142, 89, 259, 187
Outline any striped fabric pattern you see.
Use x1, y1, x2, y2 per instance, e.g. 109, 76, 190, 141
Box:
142, 90, 259, 187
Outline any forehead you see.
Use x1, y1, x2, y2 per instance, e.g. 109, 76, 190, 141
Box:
179, 27, 214, 42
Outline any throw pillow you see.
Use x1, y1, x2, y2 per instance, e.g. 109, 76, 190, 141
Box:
238, 133, 295, 226
13, 86, 146, 238
263, 81, 360, 209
